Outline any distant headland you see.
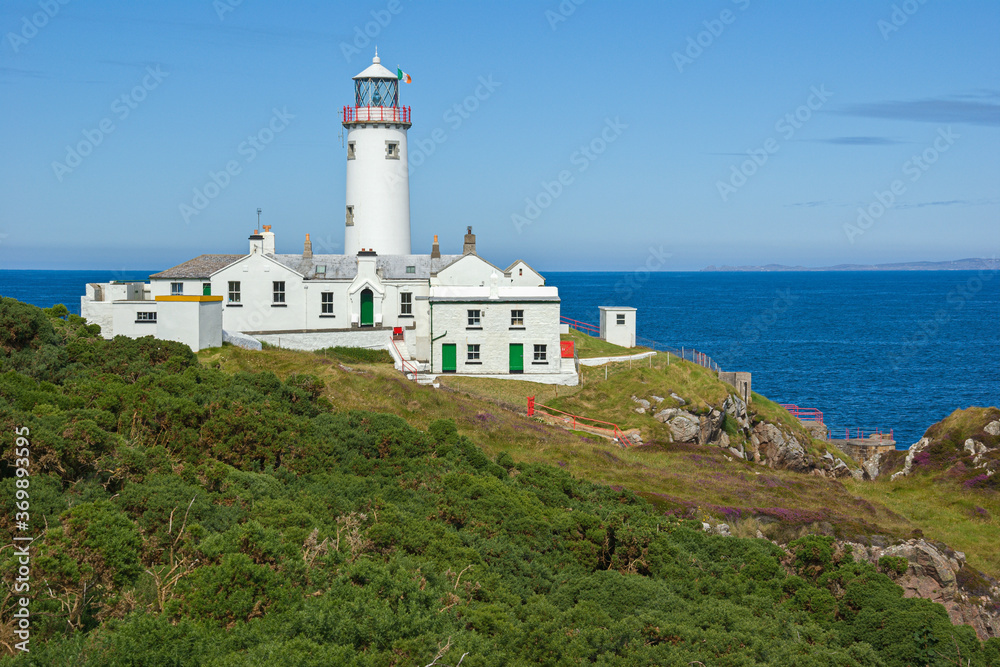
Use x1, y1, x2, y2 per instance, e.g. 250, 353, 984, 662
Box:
701, 258, 999, 272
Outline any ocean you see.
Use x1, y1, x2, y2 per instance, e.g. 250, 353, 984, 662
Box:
2, 269, 997, 448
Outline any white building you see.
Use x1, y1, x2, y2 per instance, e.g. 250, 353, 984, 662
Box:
82, 52, 578, 385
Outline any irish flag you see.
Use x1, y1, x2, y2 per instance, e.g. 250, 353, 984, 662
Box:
397, 67, 411, 84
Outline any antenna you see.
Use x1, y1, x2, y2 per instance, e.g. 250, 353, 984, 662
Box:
257, 208, 262, 226
338, 127, 344, 148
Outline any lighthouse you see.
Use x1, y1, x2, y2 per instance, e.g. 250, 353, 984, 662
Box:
343, 51, 412, 256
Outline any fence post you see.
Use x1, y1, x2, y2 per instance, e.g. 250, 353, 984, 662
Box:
527, 396, 534, 417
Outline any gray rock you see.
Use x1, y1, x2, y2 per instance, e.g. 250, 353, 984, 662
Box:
728, 446, 744, 460
653, 408, 684, 423
701, 522, 711, 532
964, 438, 979, 456
862, 453, 882, 480
713, 523, 731, 536
985, 420, 1000, 437
670, 392, 686, 405
631, 396, 651, 410
823, 451, 835, 462
891, 437, 931, 481
755, 529, 765, 540
722, 394, 750, 429
651, 395, 665, 404
668, 415, 700, 443
634, 407, 646, 414
720, 433, 731, 448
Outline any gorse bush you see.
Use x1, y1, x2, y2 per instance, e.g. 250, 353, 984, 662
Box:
1, 298, 999, 666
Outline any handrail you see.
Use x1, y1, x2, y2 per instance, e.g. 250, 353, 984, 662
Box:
343, 105, 411, 124
779, 404, 825, 422
390, 336, 418, 382
528, 396, 631, 447
560, 315, 600, 335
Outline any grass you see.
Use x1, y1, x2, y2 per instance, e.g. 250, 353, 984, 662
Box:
561, 327, 651, 358
195, 344, 926, 549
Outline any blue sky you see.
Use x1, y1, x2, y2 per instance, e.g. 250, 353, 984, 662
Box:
1, 0, 997, 271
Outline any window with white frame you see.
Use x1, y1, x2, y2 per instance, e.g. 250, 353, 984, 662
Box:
273, 281, 286, 303
510, 309, 524, 326
400, 292, 412, 315
533, 344, 547, 362
467, 309, 481, 327
616, 314, 626, 325
170, 282, 183, 295
467, 344, 480, 362
228, 281, 241, 303
136, 312, 157, 323
405, 265, 416, 274
385, 141, 399, 159
321, 292, 334, 314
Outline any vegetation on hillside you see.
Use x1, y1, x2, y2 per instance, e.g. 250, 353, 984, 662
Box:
2, 298, 998, 664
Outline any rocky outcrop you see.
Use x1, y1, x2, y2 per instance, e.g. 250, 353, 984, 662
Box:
652, 407, 723, 446
985, 420, 1000, 437
844, 538, 1000, 641
890, 437, 931, 481
862, 452, 882, 481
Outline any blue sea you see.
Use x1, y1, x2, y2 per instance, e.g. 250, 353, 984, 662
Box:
2, 269, 998, 448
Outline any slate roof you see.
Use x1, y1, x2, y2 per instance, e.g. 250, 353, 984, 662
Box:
150, 254, 243, 279
271, 253, 463, 280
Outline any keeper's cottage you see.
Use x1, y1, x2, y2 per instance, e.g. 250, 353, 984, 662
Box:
82, 52, 578, 385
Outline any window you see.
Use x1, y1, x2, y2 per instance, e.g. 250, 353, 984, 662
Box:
347, 141, 355, 160
170, 282, 183, 296
467, 344, 480, 362
202, 282, 211, 296
405, 265, 416, 274
273, 281, 286, 304
136, 312, 157, 323
400, 292, 412, 315
321, 292, 334, 314
385, 141, 399, 159
228, 281, 241, 303
519, 268, 523, 276
616, 314, 626, 325
315, 265, 326, 275
510, 309, 524, 327
346, 205, 354, 227
533, 344, 547, 362
467, 309, 481, 327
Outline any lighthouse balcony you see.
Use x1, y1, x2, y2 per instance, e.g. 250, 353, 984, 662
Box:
343, 105, 411, 126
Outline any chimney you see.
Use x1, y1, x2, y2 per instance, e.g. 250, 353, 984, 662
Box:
261, 224, 275, 255
431, 234, 440, 259
249, 229, 264, 254
303, 233, 313, 259
463, 226, 476, 255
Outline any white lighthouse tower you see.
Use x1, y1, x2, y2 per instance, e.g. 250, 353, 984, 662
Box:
343, 51, 412, 256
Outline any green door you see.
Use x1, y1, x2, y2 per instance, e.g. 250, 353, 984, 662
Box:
509, 344, 523, 374
202, 283, 211, 296
441, 344, 456, 373
360, 289, 374, 326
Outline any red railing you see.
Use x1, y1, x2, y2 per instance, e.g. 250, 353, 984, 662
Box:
560, 315, 600, 336
528, 396, 632, 447
834, 427, 895, 442
343, 105, 411, 124
780, 404, 825, 422
390, 336, 419, 383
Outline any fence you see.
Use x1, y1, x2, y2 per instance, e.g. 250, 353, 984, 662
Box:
779, 404, 825, 422
527, 396, 631, 447
560, 315, 722, 373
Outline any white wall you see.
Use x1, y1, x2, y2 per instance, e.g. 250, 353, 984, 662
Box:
599, 307, 636, 348
432, 254, 498, 287
111, 302, 159, 340
156, 298, 223, 351
344, 123, 411, 256
429, 300, 561, 375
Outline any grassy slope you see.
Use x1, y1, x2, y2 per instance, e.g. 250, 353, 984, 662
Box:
561, 328, 651, 358
844, 407, 1000, 577
197, 345, 928, 553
